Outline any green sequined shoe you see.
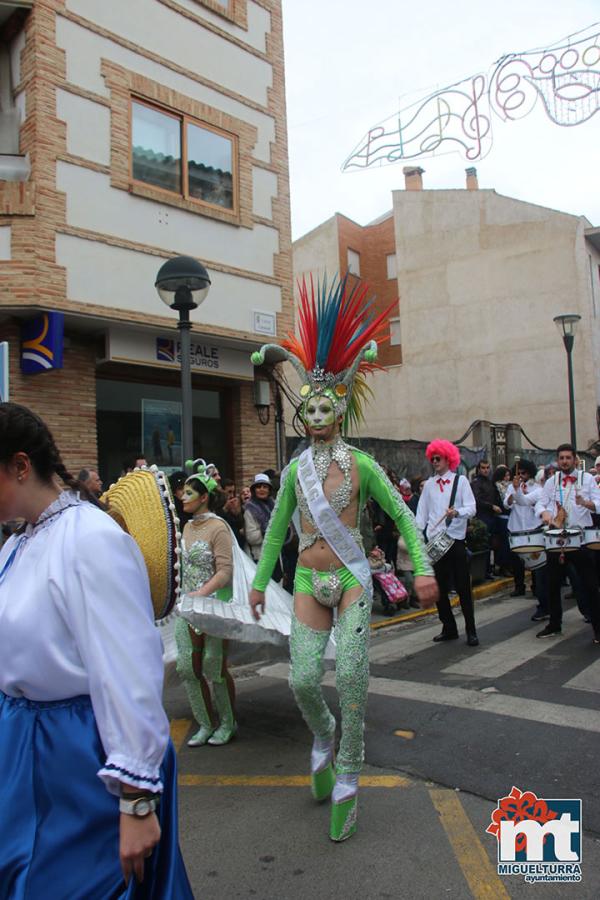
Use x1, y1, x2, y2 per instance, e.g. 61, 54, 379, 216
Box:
187, 725, 214, 747
311, 762, 335, 802
329, 774, 359, 842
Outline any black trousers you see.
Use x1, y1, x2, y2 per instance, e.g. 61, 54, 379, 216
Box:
511, 551, 526, 591
433, 539, 476, 635
547, 548, 600, 633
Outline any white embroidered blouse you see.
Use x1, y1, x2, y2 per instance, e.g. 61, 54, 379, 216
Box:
0, 492, 169, 795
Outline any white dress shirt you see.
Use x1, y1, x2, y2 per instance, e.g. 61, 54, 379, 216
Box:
504, 481, 543, 533
535, 470, 600, 529
0, 492, 169, 795
416, 472, 476, 540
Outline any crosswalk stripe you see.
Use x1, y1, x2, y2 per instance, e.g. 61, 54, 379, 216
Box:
369, 595, 531, 665
257, 664, 600, 734
564, 658, 600, 694
442, 607, 583, 678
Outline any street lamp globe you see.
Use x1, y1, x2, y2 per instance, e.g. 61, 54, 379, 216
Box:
553, 314, 581, 339
155, 256, 211, 310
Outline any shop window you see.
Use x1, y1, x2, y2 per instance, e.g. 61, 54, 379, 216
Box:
96, 377, 229, 485
131, 98, 237, 213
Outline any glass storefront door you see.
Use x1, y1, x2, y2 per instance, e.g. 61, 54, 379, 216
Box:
97, 375, 230, 484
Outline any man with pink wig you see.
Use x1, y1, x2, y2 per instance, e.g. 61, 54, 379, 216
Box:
416, 440, 479, 645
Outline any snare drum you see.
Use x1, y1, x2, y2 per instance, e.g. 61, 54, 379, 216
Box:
544, 527, 582, 553
508, 528, 546, 554
521, 550, 546, 571
583, 527, 600, 550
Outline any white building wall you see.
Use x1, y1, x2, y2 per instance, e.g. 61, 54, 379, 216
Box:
55, 17, 276, 161
64, 0, 272, 105
293, 217, 340, 284
56, 163, 279, 279
55, 90, 110, 165
51, 1, 286, 337
56, 233, 282, 330
170, 0, 271, 53
350, 190, 600, 451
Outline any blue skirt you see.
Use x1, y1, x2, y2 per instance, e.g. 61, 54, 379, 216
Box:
0, 691, 194, 900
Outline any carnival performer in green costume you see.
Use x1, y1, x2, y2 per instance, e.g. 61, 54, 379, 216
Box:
249, 275, 438, 842
176, 462, 237, 747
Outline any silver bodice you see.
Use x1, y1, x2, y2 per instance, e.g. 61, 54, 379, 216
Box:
181, 538, 214, 594
296, 437, 362, 553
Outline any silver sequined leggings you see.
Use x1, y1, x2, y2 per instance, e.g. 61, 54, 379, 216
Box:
289, 587, 372, 774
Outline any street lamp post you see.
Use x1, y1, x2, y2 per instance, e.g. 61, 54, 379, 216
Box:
553, 314, 581, 449
155, 256, 211, 465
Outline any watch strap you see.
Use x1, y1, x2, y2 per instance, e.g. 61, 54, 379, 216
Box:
119, 796, 159, 817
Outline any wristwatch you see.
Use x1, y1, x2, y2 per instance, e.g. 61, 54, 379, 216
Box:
119, 795, 159, 817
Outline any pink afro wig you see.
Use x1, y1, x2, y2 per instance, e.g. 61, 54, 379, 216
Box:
426, 439, 461, 472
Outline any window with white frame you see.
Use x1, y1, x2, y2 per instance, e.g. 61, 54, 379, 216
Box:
386, 253, 397, 280
347, 248, 360, 276
389, 317, 401, 346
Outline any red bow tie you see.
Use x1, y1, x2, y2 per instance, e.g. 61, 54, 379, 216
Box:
436, 477, 451, 492
562, 475, 576, 486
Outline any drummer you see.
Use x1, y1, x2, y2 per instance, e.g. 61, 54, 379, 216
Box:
504, 459, 548, 621
535, 443, 600, 642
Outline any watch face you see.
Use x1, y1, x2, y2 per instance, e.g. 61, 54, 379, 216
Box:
135, 799, 151, 817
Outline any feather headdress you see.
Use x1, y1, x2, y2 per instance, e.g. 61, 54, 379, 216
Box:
251, 274, 396, 431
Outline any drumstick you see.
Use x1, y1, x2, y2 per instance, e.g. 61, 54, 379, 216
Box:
433, 510, 451, 529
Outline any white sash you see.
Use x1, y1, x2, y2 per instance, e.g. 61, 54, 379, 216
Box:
297, 448, 372, 591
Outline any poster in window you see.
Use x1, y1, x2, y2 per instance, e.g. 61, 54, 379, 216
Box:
141, 399, 182, 471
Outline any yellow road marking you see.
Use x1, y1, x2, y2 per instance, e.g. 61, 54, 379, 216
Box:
429, 789, 510, 899
170, 718, 191, 752
394, 729, 415, 740
371, 578, 514, 630
179, 774, 409, 788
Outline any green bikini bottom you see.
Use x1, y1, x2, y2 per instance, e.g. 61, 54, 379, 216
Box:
294, 564, 361, 595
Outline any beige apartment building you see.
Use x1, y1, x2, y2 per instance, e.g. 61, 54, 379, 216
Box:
293, 167, 600, 459
0, 0, 292, 485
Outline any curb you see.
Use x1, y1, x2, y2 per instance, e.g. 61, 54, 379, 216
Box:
370, 577, 514, 631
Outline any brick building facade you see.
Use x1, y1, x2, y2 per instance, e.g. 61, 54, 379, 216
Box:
0, 0, 292, 486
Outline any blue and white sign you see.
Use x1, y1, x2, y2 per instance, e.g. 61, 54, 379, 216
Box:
21, 312, 64, 374
106, 327, 253, 380
0, 342, 8, 401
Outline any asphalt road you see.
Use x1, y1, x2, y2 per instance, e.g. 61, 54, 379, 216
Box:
165, 587, 600, 899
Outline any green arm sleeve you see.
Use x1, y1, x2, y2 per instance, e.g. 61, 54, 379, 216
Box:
359, 454, 433, 577
252, 462, 298, 591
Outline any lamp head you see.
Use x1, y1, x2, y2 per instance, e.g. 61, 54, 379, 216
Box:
155, 256, 211, 310
553, 314, 581, 340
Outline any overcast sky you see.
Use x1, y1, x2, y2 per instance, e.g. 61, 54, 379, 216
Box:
282, 1, 600, 241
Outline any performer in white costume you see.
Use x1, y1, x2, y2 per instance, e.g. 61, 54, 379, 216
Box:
0, 402, 192, 898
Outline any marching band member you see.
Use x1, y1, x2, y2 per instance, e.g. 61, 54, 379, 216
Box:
535, 443, 600, 641
416, 441, 478, 645
504, 459, 548, 620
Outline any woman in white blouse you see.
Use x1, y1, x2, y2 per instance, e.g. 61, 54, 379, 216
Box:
0, 403, 193, 898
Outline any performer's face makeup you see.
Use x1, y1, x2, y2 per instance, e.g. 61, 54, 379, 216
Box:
182, 482, 208, 514
304, 394, 337, 438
